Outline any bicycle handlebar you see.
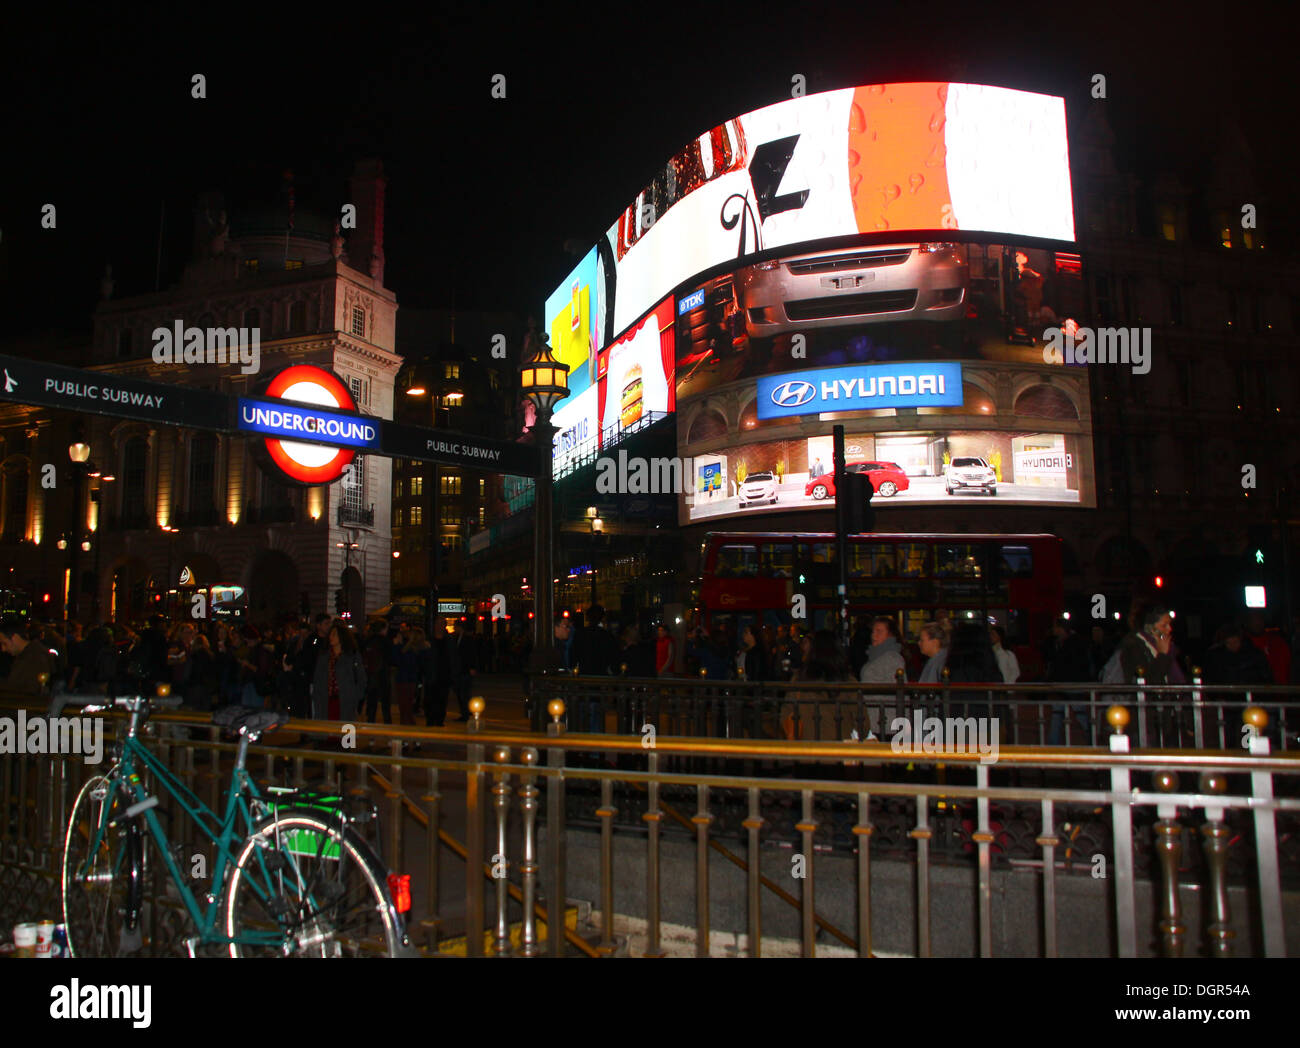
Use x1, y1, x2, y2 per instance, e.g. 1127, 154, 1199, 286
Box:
46, 688, 184, 719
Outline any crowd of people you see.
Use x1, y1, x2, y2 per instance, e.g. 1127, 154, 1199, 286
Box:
1, 601, 1294, 729
535, 603, 1294, 744
0, 612, 523, 730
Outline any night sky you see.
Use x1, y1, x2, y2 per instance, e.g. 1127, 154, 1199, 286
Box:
3, 2, 1297, 344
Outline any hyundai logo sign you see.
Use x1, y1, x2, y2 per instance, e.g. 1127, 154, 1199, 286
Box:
757, 362, 964, 420
770, 380, 817, 408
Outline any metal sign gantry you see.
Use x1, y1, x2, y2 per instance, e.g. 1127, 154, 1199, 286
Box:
0, 353, 539, 477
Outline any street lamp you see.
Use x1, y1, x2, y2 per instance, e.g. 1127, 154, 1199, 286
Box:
160, 525, 179, 618
336, 539, 360, 619
67, 441, 91, 621
88, 467, 115, 621
589, 516, 604, 606
520, 327, 569, 672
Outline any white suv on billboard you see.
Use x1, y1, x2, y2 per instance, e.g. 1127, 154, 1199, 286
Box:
737, 243, 968, 338
737, 471, 778, 507
944, 457, 997, 496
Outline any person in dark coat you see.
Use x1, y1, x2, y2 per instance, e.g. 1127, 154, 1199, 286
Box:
1117, 606, 1175, 685
617, 625, 655, 677
451, 621, 476, 720
573, 604, 618, 676
1, 618, 53, 695
133, 615, 171, 685
1201, 624, 1272, 686
311, 622, 366, 721
1044, 617, 1092, 744
737, 624, 770, 681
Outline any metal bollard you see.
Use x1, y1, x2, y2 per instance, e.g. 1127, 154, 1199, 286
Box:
491, 745, 512, 957
1152, 770, 1185, 957
465, 697, 486, 958
546, 699, 567, 958
518, 748, 540, 957
1198, 771, 1233, 957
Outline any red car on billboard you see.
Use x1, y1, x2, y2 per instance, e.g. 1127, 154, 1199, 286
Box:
805, 461, 910, 499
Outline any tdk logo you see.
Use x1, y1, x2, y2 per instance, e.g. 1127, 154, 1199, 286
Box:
678, 289, 706, 314
771, 380, 816, 408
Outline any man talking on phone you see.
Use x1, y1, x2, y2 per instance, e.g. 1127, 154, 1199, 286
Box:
1118, 605, 1176, 685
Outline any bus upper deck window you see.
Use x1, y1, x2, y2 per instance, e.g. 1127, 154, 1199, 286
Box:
999, 545, 1033, 576
897, 543, 930, 577
760, 543, 793, 578
936, 544, 984, 577
716, 545, 758, 578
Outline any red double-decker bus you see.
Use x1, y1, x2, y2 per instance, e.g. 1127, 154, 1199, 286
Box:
699, 532, 1063, 652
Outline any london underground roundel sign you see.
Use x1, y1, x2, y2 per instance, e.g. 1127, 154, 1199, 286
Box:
259, 365, 358, 484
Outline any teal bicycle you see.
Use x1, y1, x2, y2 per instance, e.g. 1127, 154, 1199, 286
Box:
57, 689, 412, 958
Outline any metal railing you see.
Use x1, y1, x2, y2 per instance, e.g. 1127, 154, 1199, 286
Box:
532, 673, 1300, 751
337, 503, 375, 526
2, 691, 1296, 957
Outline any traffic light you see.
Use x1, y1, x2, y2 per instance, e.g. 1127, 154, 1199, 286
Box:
1154, 575, 1163, 589
840, 471, 875, 533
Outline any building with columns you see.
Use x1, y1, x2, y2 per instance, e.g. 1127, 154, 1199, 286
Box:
0, 160, 402, 625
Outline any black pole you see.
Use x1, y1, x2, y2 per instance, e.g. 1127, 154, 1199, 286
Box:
833, 425, 850, 653
428, 460, 439, 642
530, 414, 556, 671
68, 464, 83, 620
1278, 487, 1293, 636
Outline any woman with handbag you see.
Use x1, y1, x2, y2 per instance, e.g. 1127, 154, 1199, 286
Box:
312, 622, 367, 722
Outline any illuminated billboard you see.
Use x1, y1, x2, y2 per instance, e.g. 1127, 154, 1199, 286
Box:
544, 246, 605, 400
551, 297, 677, 471
683, 429, 1085, 521
676, 242, 1088, 399
548, 83, 1074, 352
597, 298, 676, 435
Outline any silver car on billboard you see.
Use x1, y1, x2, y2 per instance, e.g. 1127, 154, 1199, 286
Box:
737, 471, 778, 507
737, 243, 968, 338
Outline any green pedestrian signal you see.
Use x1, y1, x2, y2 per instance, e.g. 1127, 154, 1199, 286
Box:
1255, 549, 1265, 564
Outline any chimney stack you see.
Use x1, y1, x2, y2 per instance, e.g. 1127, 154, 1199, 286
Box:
348, 159, 387, 285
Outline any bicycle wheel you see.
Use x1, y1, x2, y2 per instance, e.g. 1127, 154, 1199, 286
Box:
222, 806, 404, 957
62, 774, 145, 957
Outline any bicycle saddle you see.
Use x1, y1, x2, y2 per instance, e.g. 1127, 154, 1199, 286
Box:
212, 707, 286, 736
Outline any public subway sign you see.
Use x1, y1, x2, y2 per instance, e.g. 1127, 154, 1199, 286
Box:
379, 419, 540, 476
239, 365, 370, 484
756, 361, 964, 420
0, 353, 228, 430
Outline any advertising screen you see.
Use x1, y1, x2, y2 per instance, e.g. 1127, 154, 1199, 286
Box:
543, 246, 606, 400
551, 385, 599, 474
597, 298, 676, 436
549, 82, 1074, 348
676, 242, 1088, 400
683, 428, 1084, 521
551, 297, 677, 471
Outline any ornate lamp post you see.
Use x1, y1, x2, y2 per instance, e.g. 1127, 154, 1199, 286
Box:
519, 328, 568, 671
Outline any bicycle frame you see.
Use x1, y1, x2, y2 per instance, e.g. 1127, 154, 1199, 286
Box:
78, 729, 289, 950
